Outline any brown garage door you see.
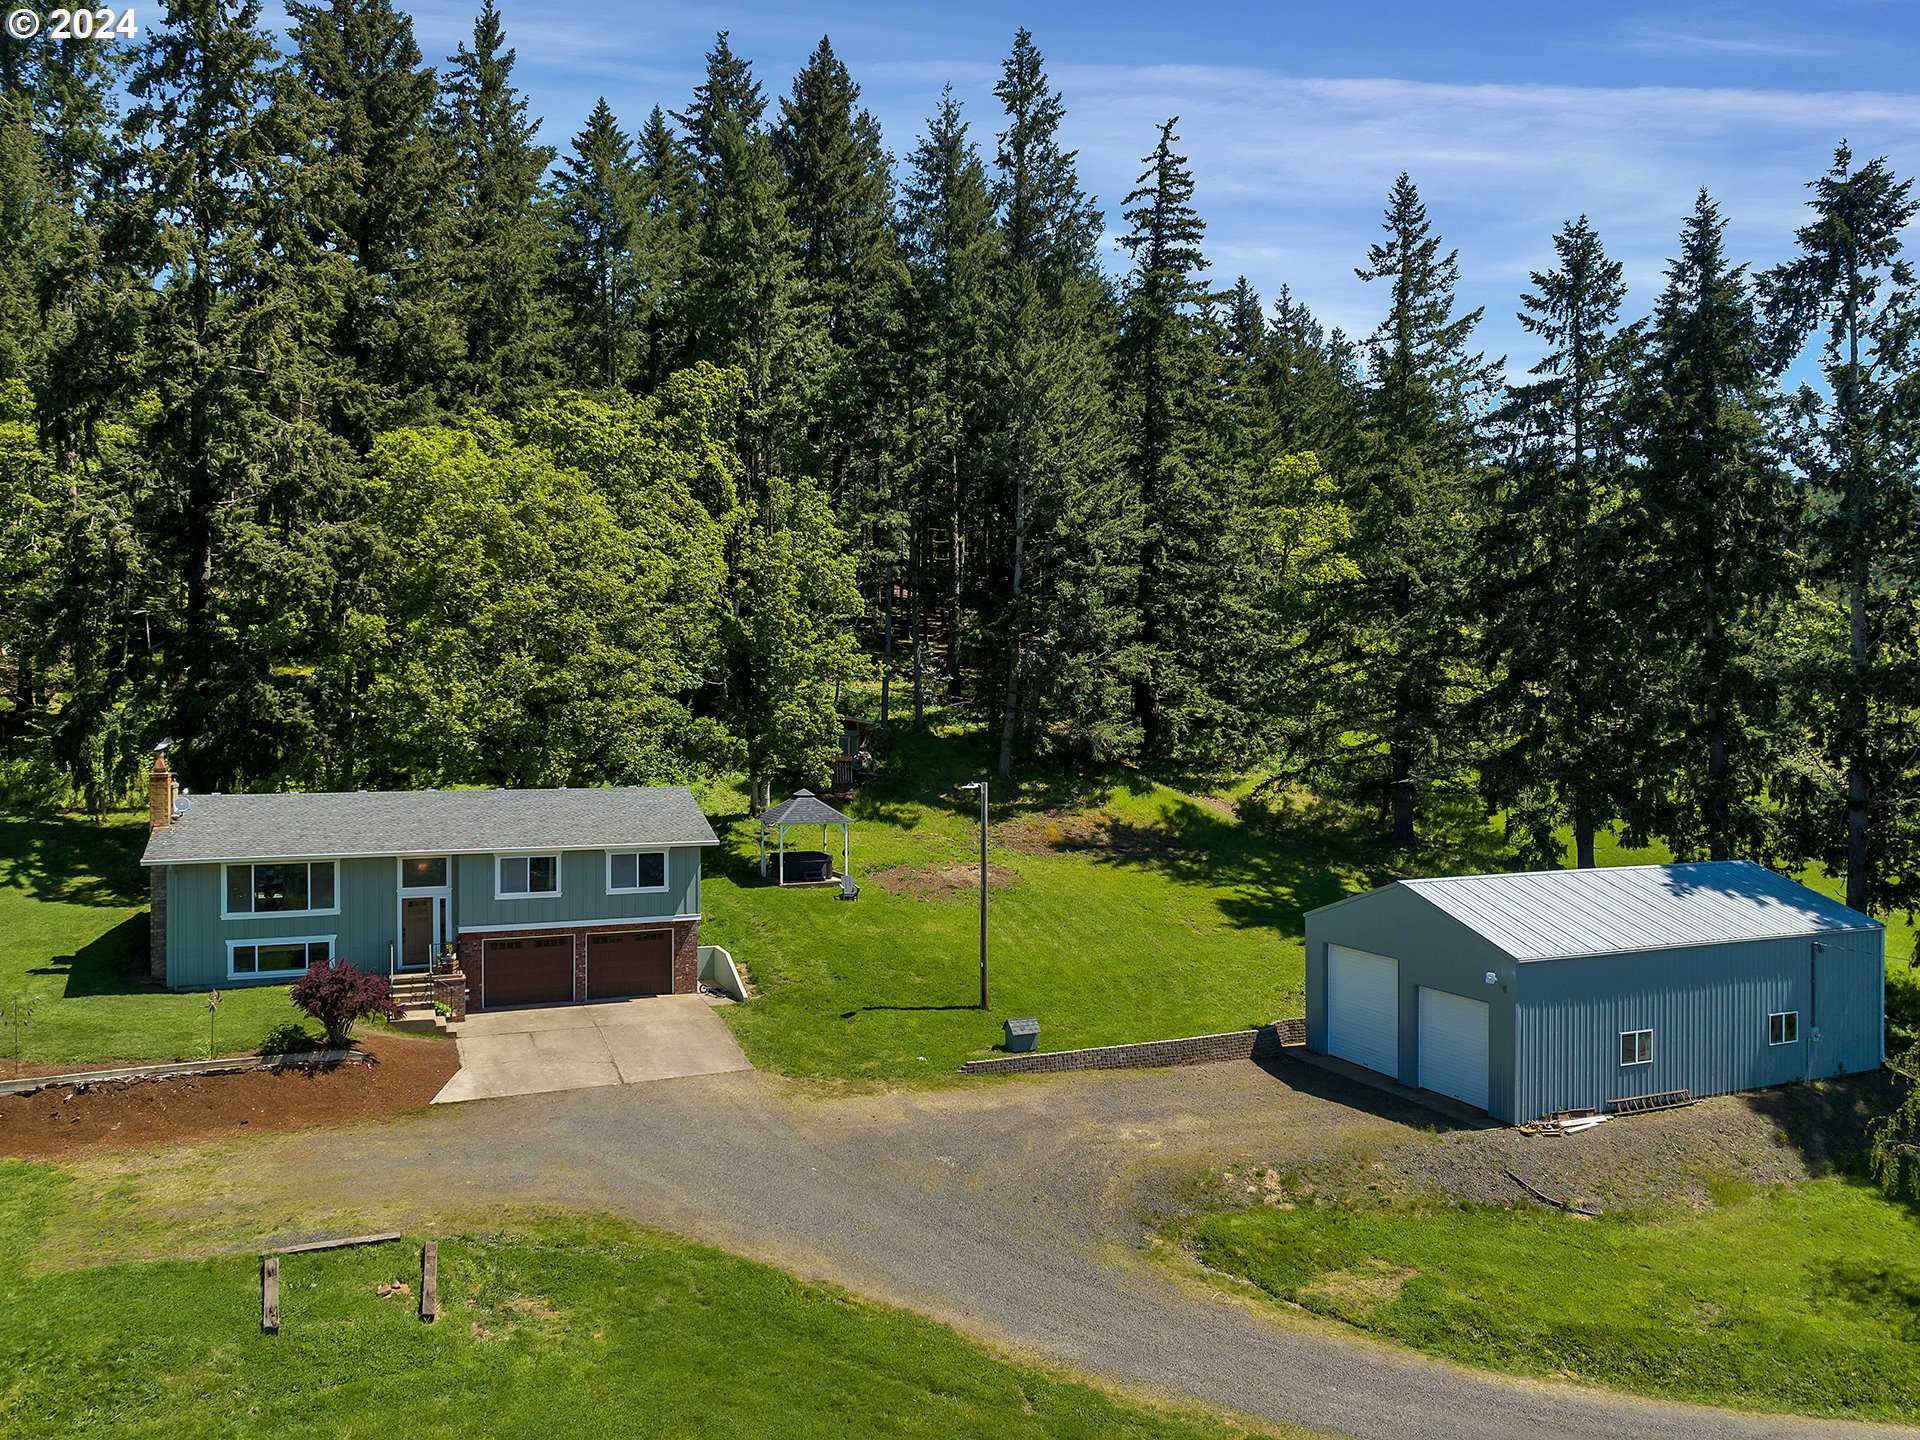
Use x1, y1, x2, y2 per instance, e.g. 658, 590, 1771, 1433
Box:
481, 935, 574, 1008
587, 931, 674, 1000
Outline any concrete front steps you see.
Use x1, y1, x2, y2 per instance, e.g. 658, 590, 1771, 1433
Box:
388, 973, 457, 1038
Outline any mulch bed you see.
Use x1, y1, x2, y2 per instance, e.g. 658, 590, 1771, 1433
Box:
0, 1032, 460, 1160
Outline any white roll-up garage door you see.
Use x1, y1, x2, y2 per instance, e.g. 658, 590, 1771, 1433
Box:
1417, 987, 1490, 1110
1325, 945, 1399, 1076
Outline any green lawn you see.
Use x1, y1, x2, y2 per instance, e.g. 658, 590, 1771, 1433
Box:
701, 727, 1329, 1080
0, 811, 315, 1067
1184, 1178, 1920, 1420
0, 1162, 1283, 1440
3, 723, 1914, 1075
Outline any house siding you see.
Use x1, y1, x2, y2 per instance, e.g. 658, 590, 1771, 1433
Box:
453, 846, 701, 930
164, 856, 399, 989
1512, 928, 1885, 1123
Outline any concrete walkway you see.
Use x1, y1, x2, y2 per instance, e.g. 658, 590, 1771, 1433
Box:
432, 995, 751, 1104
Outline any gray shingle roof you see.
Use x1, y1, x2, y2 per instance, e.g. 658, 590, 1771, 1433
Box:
759, 789, 851, 828
1372, 860, 1879, 961
141, 785, 719, 865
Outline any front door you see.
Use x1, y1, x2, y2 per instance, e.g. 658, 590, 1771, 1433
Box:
397, 857, 451, 971
401, 896, 436, 970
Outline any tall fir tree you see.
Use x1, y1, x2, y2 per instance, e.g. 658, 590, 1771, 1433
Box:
1337, 174, 1497, 845
285, 0, 460, 447
899, 88, 999, 723
631, 106, 697, 390
774, 36, 909, 722
1625, 191, 1793, 863
119, 0, 352, 787
674, 36, 811, 503
985, 29, 1137, 777
1477, 217, 1636, 868
551, 98, 642, 391
671, 30, 764, 182
1116, 117, 1234, 759
1763, 146, 1920, 913
441, 0, 557, 410
5, 28, 131, 458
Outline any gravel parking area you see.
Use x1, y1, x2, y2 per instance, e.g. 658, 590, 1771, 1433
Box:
1236, 1058, 1894, 1215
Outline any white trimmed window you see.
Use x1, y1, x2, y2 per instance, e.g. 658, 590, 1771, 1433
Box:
229, 936, 332, 978
607, 850, 667, 894
1769, 1011, 1799, 1045
223, 861, 337, 918
1620, 1028, 1653, 1066
496, 854, 561, 899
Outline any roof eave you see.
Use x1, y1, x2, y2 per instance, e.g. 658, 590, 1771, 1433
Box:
142, 836, 723, 866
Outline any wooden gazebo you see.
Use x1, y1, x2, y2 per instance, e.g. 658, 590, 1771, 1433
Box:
759, 789, 853, 885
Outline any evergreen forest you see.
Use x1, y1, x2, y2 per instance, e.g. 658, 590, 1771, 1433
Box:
4, 3, 1920, 922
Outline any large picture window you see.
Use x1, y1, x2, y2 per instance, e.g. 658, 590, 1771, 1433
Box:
607, 850, 667, 894
497, 854, 561, 898
229, 936, 332, 977
223, 861, 336, 917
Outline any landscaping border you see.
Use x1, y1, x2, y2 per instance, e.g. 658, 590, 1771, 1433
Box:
0, 1048, 370, 1098
959, 1018, 1304, 1075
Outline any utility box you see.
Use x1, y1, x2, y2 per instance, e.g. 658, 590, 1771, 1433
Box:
1004, 1016, 1040, 1053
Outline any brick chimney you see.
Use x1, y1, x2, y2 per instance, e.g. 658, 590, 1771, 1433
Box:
148, 750, 174, 982
148, 751, 176, 832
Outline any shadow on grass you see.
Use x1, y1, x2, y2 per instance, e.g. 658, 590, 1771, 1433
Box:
840, 1004, 982, 1017
28, 914, 151, 998
0, 810, 147, 908
1027, 786, 1510, 938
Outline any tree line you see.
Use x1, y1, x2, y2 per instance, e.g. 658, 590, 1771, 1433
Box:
2, 2, 1917, 921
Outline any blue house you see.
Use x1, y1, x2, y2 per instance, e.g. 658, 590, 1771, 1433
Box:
140, 753, 720, 1010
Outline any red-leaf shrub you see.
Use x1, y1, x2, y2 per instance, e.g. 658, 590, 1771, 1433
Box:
290, 961, 400, 1048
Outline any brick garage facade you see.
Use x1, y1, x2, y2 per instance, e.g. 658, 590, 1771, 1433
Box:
457, 919, 699, 1009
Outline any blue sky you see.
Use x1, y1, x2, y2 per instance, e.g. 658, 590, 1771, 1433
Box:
375, 0, 1920, 374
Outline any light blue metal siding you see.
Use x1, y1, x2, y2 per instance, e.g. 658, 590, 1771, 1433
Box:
163, 857, 398, 989
1511, 928, 1884, 1122
1306, 886, 1523, 1122
452, 846, 700, 930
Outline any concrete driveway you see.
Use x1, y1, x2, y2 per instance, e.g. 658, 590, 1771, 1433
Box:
432, 995, 751, 1104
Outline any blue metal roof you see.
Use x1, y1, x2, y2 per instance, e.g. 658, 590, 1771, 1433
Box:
1343, 861, 1879, 962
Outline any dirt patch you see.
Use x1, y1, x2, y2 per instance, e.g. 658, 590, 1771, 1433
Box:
1260, 1072, 1896, 1215
1303, 1263, 1417, 1315
0, 1031, 459, 1159
868, 862, 1022, 899
997, 813, 1189, 860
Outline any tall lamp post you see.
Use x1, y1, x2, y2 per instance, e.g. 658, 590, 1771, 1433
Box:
957, 780, 989, 1008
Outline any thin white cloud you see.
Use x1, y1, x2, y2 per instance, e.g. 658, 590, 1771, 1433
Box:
1621, 22, 1833, 59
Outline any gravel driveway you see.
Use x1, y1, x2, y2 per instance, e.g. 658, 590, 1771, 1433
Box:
77, 1056, 1917, 1440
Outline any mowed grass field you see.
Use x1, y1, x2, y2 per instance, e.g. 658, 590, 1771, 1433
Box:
0, 811, 314, 1068
701, 727, 1326, 1080
2, 720, 1913, 1073
1183, 1177, 1920, 1421
0, 1161, 1286, 1440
